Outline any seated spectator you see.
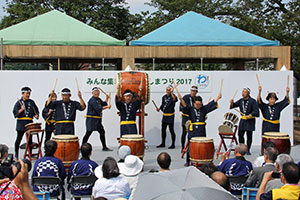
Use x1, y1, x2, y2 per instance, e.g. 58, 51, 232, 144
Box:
93, 157, 131, 200
118, 155, 143, 190
157, 152, 171, 172
265, 154, 294, 192
218, 144, 252, 195
253, 141, 276, 167
68, 143, 98, 199
257, 162, 300, 200
0, 160, 38, 200
245, 147, 278, 188
211, 171, 231, 191
0, 144, 8, 161
118, 146, 131, 163
199, 163, 219, 177
32, 140, 66, 198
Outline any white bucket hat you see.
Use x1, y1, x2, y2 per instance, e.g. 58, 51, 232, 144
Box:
94, 165, 103, 179
118, 145, 131, 161
118, 155, 144, 176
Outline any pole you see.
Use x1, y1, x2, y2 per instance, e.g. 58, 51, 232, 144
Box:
102, 58, 105, 71
57, 58, 61, 71
201, 58, 203, 70
152, 58, 155, 71
256, 58, 259, 71
1, 38, 3, 70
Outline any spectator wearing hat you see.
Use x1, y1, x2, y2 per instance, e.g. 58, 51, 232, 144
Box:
115, 80, 143, 136
46, 88, 86, 135
230, 87, 259, 155
82, 87, 112, 151
118, 155, 143, 190
118, 145, 131, 163
257, 84, 290, 135
13, 86, 39, 158
179, 85, 198, 151
157, 85, 178, 149
93, 157, 131, 200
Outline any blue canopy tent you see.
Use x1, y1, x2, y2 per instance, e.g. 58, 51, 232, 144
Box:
131, 11, 279, 46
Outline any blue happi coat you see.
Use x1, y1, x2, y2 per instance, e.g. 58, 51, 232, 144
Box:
160, 94, 178, 124
86, 97, 107, 132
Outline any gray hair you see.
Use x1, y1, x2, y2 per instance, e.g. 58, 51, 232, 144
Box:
276, 154, 294, 170
0, 144, 8, 159
236, 144, 248, 156
265, 147, 278, 162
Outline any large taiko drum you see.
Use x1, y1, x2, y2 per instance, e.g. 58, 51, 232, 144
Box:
52, 135, 80, 167
218, 112, 239, 133
262, 132, 291, 155
116, 71, 150, 104
120, 134, 145, 159
25, 122, 42, 131
190, 137, 215, 164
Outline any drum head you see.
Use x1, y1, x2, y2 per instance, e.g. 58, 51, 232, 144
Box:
190, 137, 213, 143
264, 132, 289, 137
25, 122, 41, 127
122, 134, 144, 139
53, 135, 79, 140
218, 124, 233, 134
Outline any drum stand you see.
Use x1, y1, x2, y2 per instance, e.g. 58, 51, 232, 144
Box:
24, 129, 44, 162
216, 125, 238, 159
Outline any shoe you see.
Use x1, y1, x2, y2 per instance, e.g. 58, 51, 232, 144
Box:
184, 162, 190, 167
168, 145, 175, 149
102, 147, 113, 151
156, 144, 165, 148
247, 151, 251, 155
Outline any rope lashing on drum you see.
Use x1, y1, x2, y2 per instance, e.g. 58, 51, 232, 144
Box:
241, 115, 255, 120
263, 118, 280, 124
120, 121, 136, 125
189, 120, 206, 131
163, 113, 175, 116
17, 117, 33, 120
84, 115, 102, 119
55, 120, 74, 124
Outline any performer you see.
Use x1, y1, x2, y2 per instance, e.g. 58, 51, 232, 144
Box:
230, 88, 259, 155
115, 82, 143, 136
12, 87, 39, 158
179, 85, 198, 151
178, 89, 221, 166
82, 87, 112, 151
46, 88, 86, 135
257, 85, 290, 134
42, 92, 57, 145
156, 85, 178, 149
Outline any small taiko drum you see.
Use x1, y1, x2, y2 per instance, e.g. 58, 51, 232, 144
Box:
116, 71, 150, 104
25, 122, 42, 131
120, 134, 145, 159
218, 112, 239, 133
190, 137, 215, 164
52, 135, 80, 168
262, 132, 291, 155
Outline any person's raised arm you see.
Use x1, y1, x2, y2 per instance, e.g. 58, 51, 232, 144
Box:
170, 88, 177, 101
46, 90, 55, 107
256, 171, 273, 200
116, 83, 122, 102
78, 90, 86, 110
286, 86, 290, 99
176, 89, 186, 108
214, 89, 222, 103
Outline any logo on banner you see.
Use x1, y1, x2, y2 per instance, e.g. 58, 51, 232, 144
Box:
195, 74, 210, 89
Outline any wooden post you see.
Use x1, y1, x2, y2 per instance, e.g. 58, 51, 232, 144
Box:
122, 57, 135, 70
57, 58, 61, 71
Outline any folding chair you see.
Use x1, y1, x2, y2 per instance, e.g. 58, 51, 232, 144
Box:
216, 125, 238, 159
32, 177, 63, 200
227, 175, 249, 199
70, 175, 97, 200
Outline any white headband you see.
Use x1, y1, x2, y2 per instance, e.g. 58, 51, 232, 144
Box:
243, 87, 251, 93
61, 92, 71, 95
21, 90, 31, 93
124, 92, 133, 96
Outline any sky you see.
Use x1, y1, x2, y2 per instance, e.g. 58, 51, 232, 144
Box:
0, 0, 154, 19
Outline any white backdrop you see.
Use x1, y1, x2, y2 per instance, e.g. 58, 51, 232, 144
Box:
0, 70, 293, 148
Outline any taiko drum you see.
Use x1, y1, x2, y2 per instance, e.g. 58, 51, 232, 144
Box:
190, 137, 215, 164
120, 134, 145, 159
261, 132, 291, 155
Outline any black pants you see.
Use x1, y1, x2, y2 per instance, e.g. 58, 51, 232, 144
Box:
15, 131, 32, 159
186, 140, 191, 163
181, 125, 187, 150
44, 130, 54, 146
161, 123, 176, 146
238, 130, 253, 151
82, 129, 107, 148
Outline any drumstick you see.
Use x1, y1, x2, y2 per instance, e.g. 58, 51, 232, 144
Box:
172, 80, 180, 94
152, 100, 159, 111
108, 93, 112, 108
287, 75, 289, 87
75, 77, 79, 92
98, 87, 109, 97
208, 97, 211, 103
256, 74, 261, 86
232, 89, 238, 100
219, 79, 223, 94
17, 98, 23, 106
234, 108, 245, 116
53, 78, 58, 91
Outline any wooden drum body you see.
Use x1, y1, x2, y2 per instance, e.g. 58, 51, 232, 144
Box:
25, 122, 42, 131
116, 71, 150, 104
190, 137, 215, 164
52, 135, 80, 167
120, 134, 145, 159
262, 132, 291, 155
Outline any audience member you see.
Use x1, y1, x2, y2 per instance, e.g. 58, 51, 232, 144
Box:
118, 146, 131, 163
157, 152, 171, 172
211, 171, 231, 191
199, 163, 219, 177
253, 141, 276, 167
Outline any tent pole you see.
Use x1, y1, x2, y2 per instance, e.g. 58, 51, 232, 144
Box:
152, 58, 155, 71
0, 38, 3, 71
58, 58, 61, 71
256, 58, 259, 70
102, 58, 105, 71
200, 58, 203, 70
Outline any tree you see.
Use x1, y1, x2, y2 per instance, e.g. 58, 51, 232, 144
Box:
0, 0, 132, 40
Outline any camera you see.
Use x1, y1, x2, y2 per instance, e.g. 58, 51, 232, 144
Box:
0, 153, 32, 180
271, 172, 281, 179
